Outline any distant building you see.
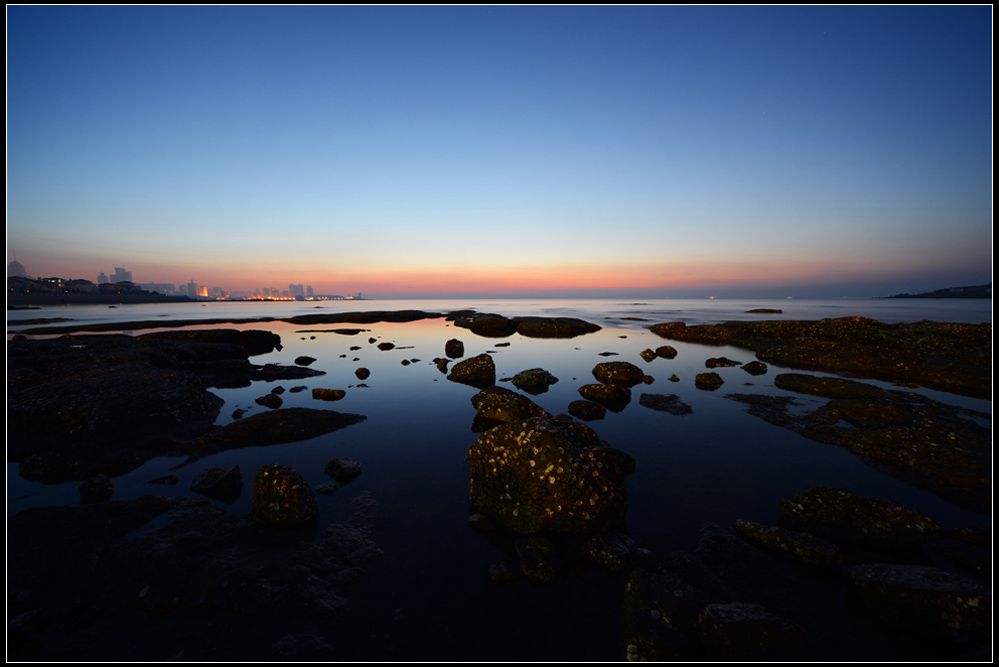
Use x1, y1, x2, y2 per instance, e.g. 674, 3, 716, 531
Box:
112, 266, 133, 283
187, 279, 198, 298
98, 272, 109, 284
8, 259, 28, 278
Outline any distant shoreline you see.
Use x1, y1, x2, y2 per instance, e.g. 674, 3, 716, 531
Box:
878, 284, 991, 299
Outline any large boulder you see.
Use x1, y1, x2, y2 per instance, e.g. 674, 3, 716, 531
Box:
447, 353, 496, 388
249, 463, 318, 526
510, 368, 559, 395
468, 417, 630, 535
191, 465, 243, 503
592, 361, 646, 387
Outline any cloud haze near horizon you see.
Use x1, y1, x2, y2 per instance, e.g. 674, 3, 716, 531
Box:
6, 6, 992, 299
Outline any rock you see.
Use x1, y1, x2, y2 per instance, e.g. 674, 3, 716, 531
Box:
514, 317, 601, 339
256, 393, 283, 409
183, 408, 366, 465
515, 536, 560, 583
354, 367, 370, 380
582, 531, 635, 573
312, 388, 346, 402
271, 385, 285, 394
148, 474, 180, 486
249, 463, 318, 526
622, 568, 705, 661
445, 339, 464, 358
453, 314, 518, 338
232, 407, 247, 419
191, 465, 243, 503
488, 556, 523, 583
742, 361, 768, 375
467, 417, 629, 535
79, 474, 114, 504
577, 383, 631, 412
649, 317, 991, 399
592, 361, 645, 387
639, 393, 693, 415
470, 386, 552, 423
695, 602, 808, 661
376, 342, 395, 351
432, 358, 451, 373
655, 345, 678, 359
567, 400, 606, 421
668, 374, 680, 382
314, 482, 339, 495
705, 357, 741, 368
324, 458, 362, 484
510, 368, 559, 395
294, 356, 317, 366
695, 372, 724, 390
735, 519, 843, 570
447, 353, 496, 388
468, 512, 496, 532
745, 308, 782, 313
847, 563, 991, 641
639, 348, 657, 362
779, 487, 941, 552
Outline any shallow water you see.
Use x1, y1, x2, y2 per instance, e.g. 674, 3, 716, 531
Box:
6, 298, 993, 660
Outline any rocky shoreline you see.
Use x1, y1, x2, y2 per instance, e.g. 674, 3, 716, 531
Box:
6, 311, 992, 661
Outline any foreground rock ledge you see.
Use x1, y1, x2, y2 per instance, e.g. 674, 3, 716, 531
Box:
649, 317, 991, 398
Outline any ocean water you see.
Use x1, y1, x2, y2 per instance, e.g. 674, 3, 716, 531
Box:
6, 298, 992, 660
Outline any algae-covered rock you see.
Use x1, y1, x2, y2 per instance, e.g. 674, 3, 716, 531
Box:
470, 386, 552, 423
511, 368, 559, 395
592, 361, 645, 387
735, 519, 843, 570
447, 353, 496, 388
780, 487, 941, 552
639, 393, 693, 415
468, 417, 629, 535
567, 399, 606, 421
695, 372, 724, 390
249, 463, 318, 526
577, 383, 631, 412
847, 563, 990, 641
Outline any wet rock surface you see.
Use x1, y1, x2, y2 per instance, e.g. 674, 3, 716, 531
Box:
470, 386, 552, 423
510, 367, 559, 394
8, 333, 324, 483
7, 494, 382, 661
467, 417, 630, 535
453, 313, 601, 339
728, 373, 991, 512
638, 392, 694, 415
249, 463, 319, 525
649, 316, 991, 398
446, 353, 496, 388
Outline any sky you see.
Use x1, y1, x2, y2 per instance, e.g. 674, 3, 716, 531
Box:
6, 5, 993, 299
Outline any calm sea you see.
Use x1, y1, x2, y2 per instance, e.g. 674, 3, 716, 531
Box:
6, 298, 992, 660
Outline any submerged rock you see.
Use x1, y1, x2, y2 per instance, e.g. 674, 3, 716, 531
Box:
847, 563, 990, 641
695, 602, 808, 661
191, 465, 243, 503
79, 474, 114, 505
467, 417, 630, 535
735, 519, 843, 570
312, 388, 346, 402
324, 458, 363, 485
639, 393, 693, 415
567, 399, 606, 421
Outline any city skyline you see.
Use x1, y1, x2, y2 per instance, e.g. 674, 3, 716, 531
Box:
7, 6, 993, 299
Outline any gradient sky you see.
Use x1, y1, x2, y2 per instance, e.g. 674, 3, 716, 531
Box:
7, 5, 993, 298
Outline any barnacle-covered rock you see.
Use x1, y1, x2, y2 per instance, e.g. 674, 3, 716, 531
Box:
592, 361, 646, 387
467, 417, 629, 535
470, 386, 552, 423
447, 353, 496, 388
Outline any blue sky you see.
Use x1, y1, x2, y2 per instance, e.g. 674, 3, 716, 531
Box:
6, 5, 992, 298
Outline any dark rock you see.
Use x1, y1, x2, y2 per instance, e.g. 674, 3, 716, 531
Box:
735, 519, 843, 570
283, 310, 444, 326
639, 393, 693, 415
847, 563, 990, 641
271, 385, 285, 394
467, 417, 629, 535
622, 568, 705, 661
294, 356, 317, 366
567, 399, 606, 421
514, 317, 601, 339
376, 342, 395, 351
745, 308, 782, 313
511, 368, 559, 395
581, 531, 635, 573
324, 458, 362, 484
453, 314, 518, 338
312, 388, 346, 402
488, 556, 523, 583
255, 393, 283, 409
470, 386, 552, 423
742, 360, 768, 375
639, 348, 657, 362
468, 512, 496, 532
705, 357, 741, 368
655, 345, 678, 359
314, 482, 340, 495
515, 536, 559, 583
447, 353, 496, 388
432, 358, 451, 373
577, 383, 631, 412
444, 338, 464, 359
232, 407, 247, 419
592, 361, 645, 387
649, 317, 990, 399
354, 367, 370, 380
249, 463, 318, 525
79, 474, 114, 504
779, 487, 941, 552
695, 372, 724, 390
182, 408, 365, 465
191, 465, 243, 503
695, 602, 808, 661
147, 474, 180, 486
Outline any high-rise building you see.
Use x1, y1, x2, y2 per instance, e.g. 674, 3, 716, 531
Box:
98, 271, 109, 284
187, 279, 198, 298
112, 266, 133, 283
8, 258, 28, 278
